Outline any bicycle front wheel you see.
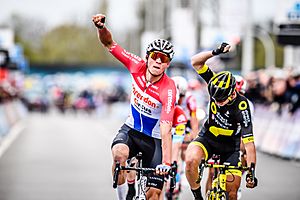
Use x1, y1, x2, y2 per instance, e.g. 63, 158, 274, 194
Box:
206, 190, 214, 200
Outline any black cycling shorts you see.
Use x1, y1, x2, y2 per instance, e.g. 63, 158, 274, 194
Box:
111, 124, 164, 190
192, 133, 241, 165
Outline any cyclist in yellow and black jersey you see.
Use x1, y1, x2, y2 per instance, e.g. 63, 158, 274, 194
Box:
199, 70, 253, 145
185, 43, 257, 200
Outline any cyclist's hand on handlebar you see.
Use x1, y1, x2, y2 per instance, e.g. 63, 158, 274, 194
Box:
212, 42, 231, 55
246, 173, 258, 188
155, 163, 171, 175
92, 14, 106, 29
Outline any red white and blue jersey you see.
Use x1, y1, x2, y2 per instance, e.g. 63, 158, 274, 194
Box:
109, 43, 176, 139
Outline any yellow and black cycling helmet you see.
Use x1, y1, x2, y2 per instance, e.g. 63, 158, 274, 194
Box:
208, 71, 236, 102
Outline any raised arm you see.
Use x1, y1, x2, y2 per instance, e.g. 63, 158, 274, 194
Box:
191, 42, 231, 72
92, 14, 114, 49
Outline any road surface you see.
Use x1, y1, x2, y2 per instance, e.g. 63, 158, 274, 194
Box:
0, 111, 299, 200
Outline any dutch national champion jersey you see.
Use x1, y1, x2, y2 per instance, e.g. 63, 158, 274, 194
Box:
109, 43, 176, 139
197, 65, 254, 144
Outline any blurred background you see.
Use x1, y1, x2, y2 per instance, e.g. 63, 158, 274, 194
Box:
0, 0, 300, 199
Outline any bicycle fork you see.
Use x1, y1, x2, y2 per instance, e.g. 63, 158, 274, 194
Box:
218, 168, 227, 192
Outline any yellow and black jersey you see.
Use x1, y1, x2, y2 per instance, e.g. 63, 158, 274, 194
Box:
197, 64, 254, 144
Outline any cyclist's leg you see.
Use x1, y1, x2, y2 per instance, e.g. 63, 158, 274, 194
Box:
205, 167, 214, 193
111, 124, 134, 200
111, 142, 129, 200
147, 188, 162, 200
126, 160, 136, 200
222, 151, 242, 200
238, 140, 246, 199
139, 135, 164, 199
226, 172, 241, 200
185, 136, 210, 200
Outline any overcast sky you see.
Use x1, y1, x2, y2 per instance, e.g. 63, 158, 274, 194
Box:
0, 0, 297, 30
0, 0, 139, 31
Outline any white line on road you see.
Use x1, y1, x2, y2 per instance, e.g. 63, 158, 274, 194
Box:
0, 121, 25, 158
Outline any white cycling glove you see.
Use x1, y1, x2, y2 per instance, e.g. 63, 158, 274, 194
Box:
155, 163, 171, 175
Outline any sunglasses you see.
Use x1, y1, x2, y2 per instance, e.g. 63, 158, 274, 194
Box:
149, 51, 170, 63
213, 95, 233, 104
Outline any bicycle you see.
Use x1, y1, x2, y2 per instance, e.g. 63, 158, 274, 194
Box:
165, 161, 178, 200
113, 152, 177, 200
198, 155, 255, 200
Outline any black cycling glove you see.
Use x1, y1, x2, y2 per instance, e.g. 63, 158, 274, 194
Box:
212, 42, 230, 55
246, 173, 258, 188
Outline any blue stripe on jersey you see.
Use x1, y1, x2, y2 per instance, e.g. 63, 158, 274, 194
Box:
141, 114, 159, 136
131, 105, 142, 131
131, 105, 159, 137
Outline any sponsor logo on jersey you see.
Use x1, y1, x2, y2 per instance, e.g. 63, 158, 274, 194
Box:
241, 110, 250, 127
122, 49, 142, 64
133, 98, 153, 115
213, 112, 232, 129
225, 111, 230, 117
132, 86, 158, 109
166, 89, 173, 114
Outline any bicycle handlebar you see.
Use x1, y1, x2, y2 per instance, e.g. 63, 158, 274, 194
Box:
198, 159, 256, 181
204, 163, 249, 171
120, 166, 156, 173
113, 161, 177, 189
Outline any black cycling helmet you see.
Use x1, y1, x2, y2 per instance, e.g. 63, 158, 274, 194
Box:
208, 71, 236, 102
146, 39, 175, 61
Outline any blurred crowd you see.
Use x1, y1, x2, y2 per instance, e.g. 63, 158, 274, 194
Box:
0, 71, 130, 114
244, 67, 300, 115
1, 67, 300, 117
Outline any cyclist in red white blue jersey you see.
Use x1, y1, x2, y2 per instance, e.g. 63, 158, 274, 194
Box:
92, 14, 177, 200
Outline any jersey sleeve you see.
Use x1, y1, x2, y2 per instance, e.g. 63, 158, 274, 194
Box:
196, 64, 215, 84
236, 100, 254, 144
160, 80, 177, 124
109, 42, 145, 73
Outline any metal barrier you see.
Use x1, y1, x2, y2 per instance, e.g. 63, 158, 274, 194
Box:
253, 104, 300, 160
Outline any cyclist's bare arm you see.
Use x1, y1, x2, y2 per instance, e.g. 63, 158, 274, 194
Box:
160, 122, 172, 166
244, 141, 257, 188
92, 14, 114, 49
191, 51, 214, 71
244, 141, 256, 168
